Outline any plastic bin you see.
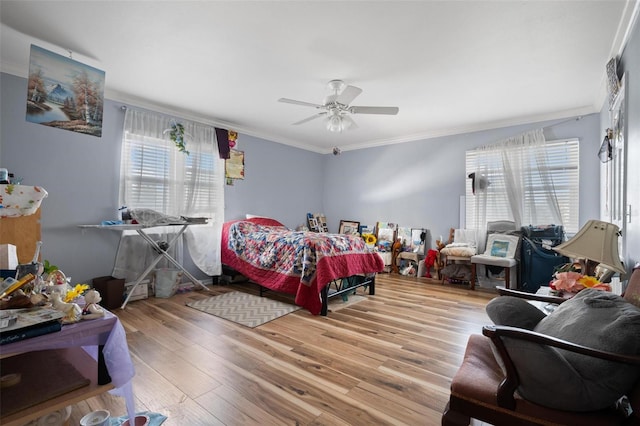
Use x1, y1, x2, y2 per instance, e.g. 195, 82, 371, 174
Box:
92, 276, 125, 310
155, 269, 183, 298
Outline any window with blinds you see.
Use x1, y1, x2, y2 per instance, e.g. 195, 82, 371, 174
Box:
121, 133, 218, 216
465, 139, 579, 234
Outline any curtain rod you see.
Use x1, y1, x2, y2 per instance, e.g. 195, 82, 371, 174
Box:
543, 115, 583, 131
119, 105, 226, 131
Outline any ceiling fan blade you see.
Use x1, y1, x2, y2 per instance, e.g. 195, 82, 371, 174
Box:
292, 112, 326, 125
349, 106, 399, 115
336, 85, 362, 105
278, 98, 325, 109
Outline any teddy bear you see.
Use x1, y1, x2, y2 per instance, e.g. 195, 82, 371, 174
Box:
81, 289, 106, 320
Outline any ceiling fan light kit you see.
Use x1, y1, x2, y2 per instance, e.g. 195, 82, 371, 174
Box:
278, 80, 399, 133
327, 112, 343, 133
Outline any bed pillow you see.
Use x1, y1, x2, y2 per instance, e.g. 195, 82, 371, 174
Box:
494, 289, 640, 412
246, 214, 277, 220
483, 234, 519, 258
244, 217, 285, 227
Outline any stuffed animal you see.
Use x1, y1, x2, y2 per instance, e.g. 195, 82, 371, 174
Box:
391, 239, 403, 274
423, 249, 439, 278
50, 292, 82, 323
81, 289, 106, 320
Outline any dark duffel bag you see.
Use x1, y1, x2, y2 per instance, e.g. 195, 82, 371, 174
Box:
521, 224, 565, 246
519, 235, 569, 293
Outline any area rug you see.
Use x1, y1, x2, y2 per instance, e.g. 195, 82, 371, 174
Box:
186, 291, 300, 327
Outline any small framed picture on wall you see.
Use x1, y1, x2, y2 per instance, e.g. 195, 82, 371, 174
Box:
339, 220, 360, 235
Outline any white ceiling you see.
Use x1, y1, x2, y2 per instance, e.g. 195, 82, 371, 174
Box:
1, 1, 638, 154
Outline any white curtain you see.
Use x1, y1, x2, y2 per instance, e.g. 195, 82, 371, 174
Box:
115, 108, 225, 281
470, 128, 563, 249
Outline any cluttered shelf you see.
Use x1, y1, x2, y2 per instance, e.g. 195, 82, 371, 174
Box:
0, 347, 114, 426
0, 309, 136, 426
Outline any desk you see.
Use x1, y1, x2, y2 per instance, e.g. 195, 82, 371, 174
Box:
79, 223, 210, 308
0, 311, 136, 426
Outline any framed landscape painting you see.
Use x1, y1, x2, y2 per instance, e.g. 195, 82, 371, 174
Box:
26, 44, 105, 137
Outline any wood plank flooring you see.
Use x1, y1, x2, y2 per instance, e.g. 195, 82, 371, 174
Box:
68, 274, 496, 425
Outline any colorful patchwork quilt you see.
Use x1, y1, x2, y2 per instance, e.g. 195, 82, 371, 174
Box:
221, 217, 384, 315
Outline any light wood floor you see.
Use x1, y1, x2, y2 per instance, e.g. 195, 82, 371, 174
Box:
68, 274, 496, 426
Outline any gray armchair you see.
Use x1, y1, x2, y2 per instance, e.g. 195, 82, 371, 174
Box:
442, 267, 640, 425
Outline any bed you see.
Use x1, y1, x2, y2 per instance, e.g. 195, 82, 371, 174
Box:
221, 217, 385, 315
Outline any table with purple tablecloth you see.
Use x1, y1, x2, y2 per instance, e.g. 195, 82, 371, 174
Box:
0, 310, 136, 424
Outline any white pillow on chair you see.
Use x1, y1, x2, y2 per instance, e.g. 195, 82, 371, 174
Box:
454, 229, 478, 247
441, 229, 478, 257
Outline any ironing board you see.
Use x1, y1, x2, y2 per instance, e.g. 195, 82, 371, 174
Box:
79, 223, 210, 308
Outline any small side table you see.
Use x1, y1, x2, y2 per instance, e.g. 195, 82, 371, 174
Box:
0, 311, 136, 426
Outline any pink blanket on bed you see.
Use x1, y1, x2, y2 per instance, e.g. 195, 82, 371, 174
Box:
221, 217, 384, 315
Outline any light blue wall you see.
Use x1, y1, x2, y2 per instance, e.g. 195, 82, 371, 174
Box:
0, 71, 605, 283
223, 133, 324, 229
322, 114, 602, 247
1, 73, 126, 284
0, 72, 324, 283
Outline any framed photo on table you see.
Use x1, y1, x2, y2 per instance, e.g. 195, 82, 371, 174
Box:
397, 227, 412, 247
411, 228, 427, 255
339, 220, 360, 235
376, 222, 397, 252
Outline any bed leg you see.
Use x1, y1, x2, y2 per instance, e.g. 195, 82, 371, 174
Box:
369, 276, 376, 295
321, 285, 329, 316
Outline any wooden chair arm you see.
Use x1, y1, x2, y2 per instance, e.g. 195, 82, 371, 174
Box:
482, 324, 640, 409
483, 325, 640, 364
496, 285, 568, 305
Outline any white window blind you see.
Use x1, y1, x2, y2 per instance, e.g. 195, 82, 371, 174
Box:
465, 139, 579, 234
121, 136, 219, 215
119, 111, 223, 218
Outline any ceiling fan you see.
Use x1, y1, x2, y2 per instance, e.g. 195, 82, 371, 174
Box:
278, 80, 399, 133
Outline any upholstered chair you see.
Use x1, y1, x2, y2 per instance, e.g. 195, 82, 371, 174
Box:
442, 266, 640, 426
439, 229, 478, 287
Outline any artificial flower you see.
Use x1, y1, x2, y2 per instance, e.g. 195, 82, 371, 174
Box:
64, 283, 89, 303
551, 271, 611, 293
362, 233, 377, 245
578, 275, 600, 288
577, 275, 611, 291
551, 271, 584, 292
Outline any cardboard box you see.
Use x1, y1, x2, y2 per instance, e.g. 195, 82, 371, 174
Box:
0, 244, 18, 270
